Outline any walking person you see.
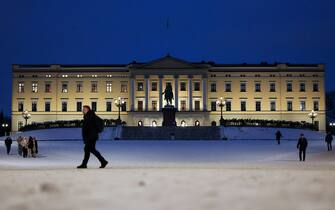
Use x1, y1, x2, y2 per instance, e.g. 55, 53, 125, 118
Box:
77, 105, 108, 169
275, 130, 282, 145
4, 137, 12, 155
325, 131, 333, 151
297, 133, 308, 161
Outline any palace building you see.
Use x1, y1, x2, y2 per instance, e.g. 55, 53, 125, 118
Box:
11, 55, 326, 131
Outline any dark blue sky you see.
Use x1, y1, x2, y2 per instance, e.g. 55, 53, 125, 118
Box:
0, 0, 334, 116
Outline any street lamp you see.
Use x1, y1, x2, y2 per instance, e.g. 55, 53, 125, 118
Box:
1, 123, 9, 136
22, 110, 31, 126
216, 97, 226, 125
308, 110, 317, 125
114, 97, 125, 125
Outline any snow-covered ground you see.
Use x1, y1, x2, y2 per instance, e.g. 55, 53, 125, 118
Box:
0, 127, 334, 210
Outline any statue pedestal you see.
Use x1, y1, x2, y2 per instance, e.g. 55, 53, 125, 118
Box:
162, 105, 177, 126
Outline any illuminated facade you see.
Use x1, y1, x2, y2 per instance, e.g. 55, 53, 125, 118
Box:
12, 55, 326, 131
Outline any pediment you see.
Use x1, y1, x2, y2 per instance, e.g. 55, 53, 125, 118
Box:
137, 55, 203, 69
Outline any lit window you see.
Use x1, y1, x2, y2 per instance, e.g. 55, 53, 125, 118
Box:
61, 83, 68, 93
32, 83, 38, 93
106, 82, 112, 93
18, 82, 24, 93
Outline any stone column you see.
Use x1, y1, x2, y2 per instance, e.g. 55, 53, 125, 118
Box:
130, 76, 135, 111
174, 75, 179, 110
145, 75, 149, 111
202, 75, 208, 111
159, 75, 163, 111
188, 75, 193, 111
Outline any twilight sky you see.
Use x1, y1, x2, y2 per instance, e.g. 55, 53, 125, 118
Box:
0, 0, 334, 116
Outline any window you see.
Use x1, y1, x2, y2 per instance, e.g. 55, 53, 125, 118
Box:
181, 100, 187, 111
121, 82, 128, 92
313, 83, 319, 92
255, 101, 261, 111
151, 82, 157, 91
211, 101, 217, 111
18, 121, 24, 130
241, 101, 246, 111
269, 83, 276, 92
225, 83, 231, 92
18, 82, 24, 93
106, 82, 112, 93
226, 101, 231, 111
121, 102, 127, 111
18, 101, 24, 112
180, 82, 187, 91
270, 101, 276, 111
152, 101, 157, 111
287, 83, 292, 92
77, 101, 82, 112
62, 101, 67, 112
61, 83, 68, 93
106, 101, 112, 112
32, 83, 38, 93
240, 83, 246, 92
194, 101, 200, 111
45, 83, 51, 93
32, 101, 37, 112
287, 101, 293, 111
137, 101, 143, 111
194, 82, 200, 91
91, 82, 98, 93
76, 82, 83, 93
91, 102, 97, 112
45, 101, 50, 112
255, 83, 261, 92
313, 101, 319, 111
210, 83, 216, 92
300, 83, 305, 92
300, 101, 306, 111
137, 82, 144, 91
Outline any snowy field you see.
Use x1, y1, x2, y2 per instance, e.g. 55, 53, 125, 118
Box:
0, 127, 334, 210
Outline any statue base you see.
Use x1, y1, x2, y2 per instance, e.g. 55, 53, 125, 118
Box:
162, 105, 177, 126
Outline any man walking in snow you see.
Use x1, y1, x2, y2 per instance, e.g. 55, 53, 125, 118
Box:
297, 133, 308, 161
325, 131, 333, 151
275, 130, 282, 145
77, 105, 108, 169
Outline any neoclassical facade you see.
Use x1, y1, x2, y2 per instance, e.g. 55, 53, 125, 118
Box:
12, 55, 326, 131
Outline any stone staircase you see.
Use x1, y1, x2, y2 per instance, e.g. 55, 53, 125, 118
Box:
121, 126, 221, 140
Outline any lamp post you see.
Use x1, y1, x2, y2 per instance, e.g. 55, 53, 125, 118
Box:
308, 110, 317, 125
1, 123, 9, 136
216, 97, 226, 126
114, 97, 125, 125
22, 110, 31, 126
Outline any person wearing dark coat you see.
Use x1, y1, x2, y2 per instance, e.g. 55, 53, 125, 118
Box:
4, 137, 12, 155
77, 105, 108, 169
275, 130, 282, 145
28, 136, 34, 157
325, 132, 333, 151
297, 133, 308, 161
